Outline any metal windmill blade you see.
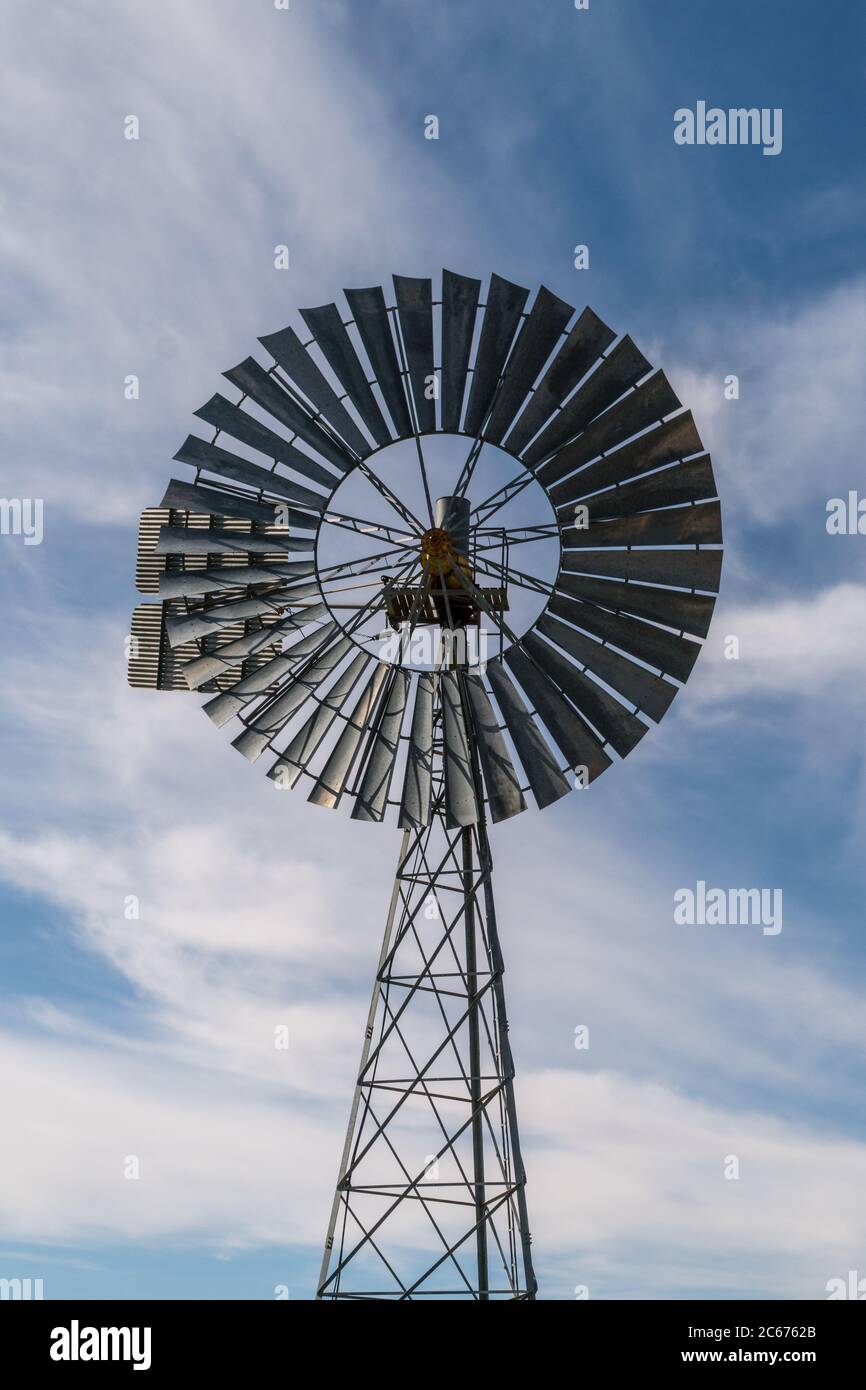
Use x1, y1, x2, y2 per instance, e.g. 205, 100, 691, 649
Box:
129, 270, 723, 1301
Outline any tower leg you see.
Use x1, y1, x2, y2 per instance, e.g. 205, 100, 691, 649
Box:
463, 825, 489, 1300
476, 813, 536, 1295
316, 807, 536, 1300
316, 828, 410, 1300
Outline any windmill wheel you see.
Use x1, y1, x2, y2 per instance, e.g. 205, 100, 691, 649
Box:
130, 270, 723, 827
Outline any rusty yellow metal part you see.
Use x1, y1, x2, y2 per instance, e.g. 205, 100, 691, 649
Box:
420, 526, 474, 592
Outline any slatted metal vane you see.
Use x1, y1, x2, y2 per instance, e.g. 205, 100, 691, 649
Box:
130, 270, 722, 1300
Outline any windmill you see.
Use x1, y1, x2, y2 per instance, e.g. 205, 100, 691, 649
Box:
130, 270, 722, 1300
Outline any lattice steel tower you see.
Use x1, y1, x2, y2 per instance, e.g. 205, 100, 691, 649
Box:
130, 269, 722, 1300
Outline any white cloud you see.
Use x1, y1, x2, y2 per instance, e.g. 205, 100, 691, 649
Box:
670, 277, 866, 531
0, 1030, 329, 1251
691, 583, 866, 705
0, 1028, 862, 1298
526, 1069, 866, 1298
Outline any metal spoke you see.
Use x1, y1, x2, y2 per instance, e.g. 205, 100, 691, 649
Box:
476, 522, 559, 548
265, 352, 425, 534
389, 298, 436, 528
317, 576, 405, 599
353, 455, 426, 535
474, 555, 554, 600
470, 469, 535, 526
237, 561, 416, 756
447, 558, 556, 679
452, 436, 485, 501
320, 510, 416, 548
412, 432, 436, 530
394, 561, 433, 668
316, 543, 419, 584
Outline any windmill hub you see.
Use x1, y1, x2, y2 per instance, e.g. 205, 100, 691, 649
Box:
419, 525, 472, 585
419, 524, 456, 569
390, 524, 479, 631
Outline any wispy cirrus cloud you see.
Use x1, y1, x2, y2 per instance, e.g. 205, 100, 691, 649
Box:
669, 277, 866, 540
0, 0, 472, 525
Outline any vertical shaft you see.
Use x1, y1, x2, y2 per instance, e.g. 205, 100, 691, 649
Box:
462, 824, 489, 1299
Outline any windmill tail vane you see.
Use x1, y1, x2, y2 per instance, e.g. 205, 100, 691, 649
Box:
129, 268, 722, 1299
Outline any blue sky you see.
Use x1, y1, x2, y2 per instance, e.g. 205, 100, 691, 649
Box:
1, 0, 866, 1300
